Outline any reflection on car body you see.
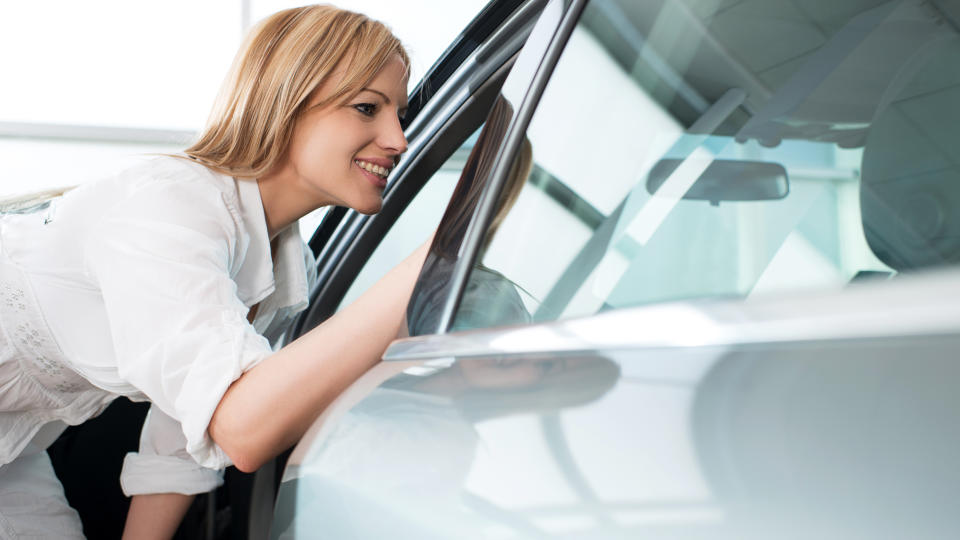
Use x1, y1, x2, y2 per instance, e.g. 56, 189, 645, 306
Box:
693, 335, 960, 538
270, 0, 960, 538
272, 354, 618, 539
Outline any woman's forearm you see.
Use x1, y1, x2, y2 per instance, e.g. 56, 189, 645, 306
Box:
123, 493, 195, 540
209, 240, 430, 472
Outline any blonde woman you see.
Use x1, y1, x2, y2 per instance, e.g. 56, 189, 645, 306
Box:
0, 5, 423, 538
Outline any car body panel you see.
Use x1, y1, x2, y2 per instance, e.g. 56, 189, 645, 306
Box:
276, 308, 960, 538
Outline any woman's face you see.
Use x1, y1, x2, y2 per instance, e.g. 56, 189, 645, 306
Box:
282, 54, 409, 214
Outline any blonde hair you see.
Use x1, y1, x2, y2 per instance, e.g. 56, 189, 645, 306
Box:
185, 4, 409, 178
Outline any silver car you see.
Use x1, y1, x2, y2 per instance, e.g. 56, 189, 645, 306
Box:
264, 0, 960, 537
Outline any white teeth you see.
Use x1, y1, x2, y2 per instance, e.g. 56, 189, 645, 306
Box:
355, 160, 390, 178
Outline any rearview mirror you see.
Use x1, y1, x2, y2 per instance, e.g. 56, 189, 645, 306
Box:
646, 159, 789, 205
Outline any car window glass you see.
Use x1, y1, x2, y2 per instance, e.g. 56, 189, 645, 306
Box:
450, 0, 960, 331
338, 130, 481, 310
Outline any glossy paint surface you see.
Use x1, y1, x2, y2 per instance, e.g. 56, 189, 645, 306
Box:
273, 323, 960, 539
274, 268, 960, 538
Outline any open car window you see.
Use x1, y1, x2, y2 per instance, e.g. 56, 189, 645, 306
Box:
432, 0, 960, 332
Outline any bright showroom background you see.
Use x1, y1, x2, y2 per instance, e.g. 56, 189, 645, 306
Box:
0, 0, 488, 234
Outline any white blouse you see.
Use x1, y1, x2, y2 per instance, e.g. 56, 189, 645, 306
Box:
0, 156, 313, 495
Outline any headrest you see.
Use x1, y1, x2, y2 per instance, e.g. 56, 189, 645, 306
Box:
860, 41, 960, 271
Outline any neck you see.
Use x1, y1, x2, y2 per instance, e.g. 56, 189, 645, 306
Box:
256, 171, 329, 239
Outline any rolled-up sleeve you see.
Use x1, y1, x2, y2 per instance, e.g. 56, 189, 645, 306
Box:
83, 179, 273, 470
120, 404, 223, 495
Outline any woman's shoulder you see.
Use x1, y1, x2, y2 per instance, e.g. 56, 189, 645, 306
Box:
116, 155, 238, 197
69, 155, 242, 216
54, 156, 247, 245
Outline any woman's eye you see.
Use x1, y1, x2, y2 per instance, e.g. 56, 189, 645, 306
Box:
353, 103, 377, 116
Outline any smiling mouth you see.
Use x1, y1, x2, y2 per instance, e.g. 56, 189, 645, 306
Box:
354, 159, 392, 179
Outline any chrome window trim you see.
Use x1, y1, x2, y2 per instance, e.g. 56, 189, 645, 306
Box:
433, 0, 589, 334
385, 267, 960, 361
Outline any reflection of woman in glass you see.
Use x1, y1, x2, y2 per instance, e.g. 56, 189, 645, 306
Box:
432, 97, 532, 257
0, 6, 428, 538
409, 96, 534, 334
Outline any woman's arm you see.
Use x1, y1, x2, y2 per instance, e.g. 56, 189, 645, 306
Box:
208, 239, 431, 472
122, 493, 195, 540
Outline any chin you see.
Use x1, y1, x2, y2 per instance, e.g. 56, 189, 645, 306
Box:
352, 199, 383, 215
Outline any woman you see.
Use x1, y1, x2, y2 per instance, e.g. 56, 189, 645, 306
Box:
0, 5, 422, 538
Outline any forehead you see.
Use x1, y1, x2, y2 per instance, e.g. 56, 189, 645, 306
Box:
310, 53, 409, 108
364, 55, 409, 107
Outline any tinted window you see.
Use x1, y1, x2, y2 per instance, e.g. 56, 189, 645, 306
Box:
444, 0, 960, 330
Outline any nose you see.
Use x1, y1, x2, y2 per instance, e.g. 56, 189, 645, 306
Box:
378, 113, 408, 156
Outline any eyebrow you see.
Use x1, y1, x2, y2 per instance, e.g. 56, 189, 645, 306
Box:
361, 87, 409, 111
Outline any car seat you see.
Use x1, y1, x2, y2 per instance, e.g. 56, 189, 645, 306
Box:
859, 38, 960, 272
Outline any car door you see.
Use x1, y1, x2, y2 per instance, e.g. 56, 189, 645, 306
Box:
275, 0, 960, 538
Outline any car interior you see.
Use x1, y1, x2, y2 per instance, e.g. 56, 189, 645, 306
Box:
432, 0, 960, 334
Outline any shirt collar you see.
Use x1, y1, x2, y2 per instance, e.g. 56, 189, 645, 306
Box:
233, 177, 309, 314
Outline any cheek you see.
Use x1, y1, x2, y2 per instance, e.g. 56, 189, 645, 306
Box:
290, 125, 339, 173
